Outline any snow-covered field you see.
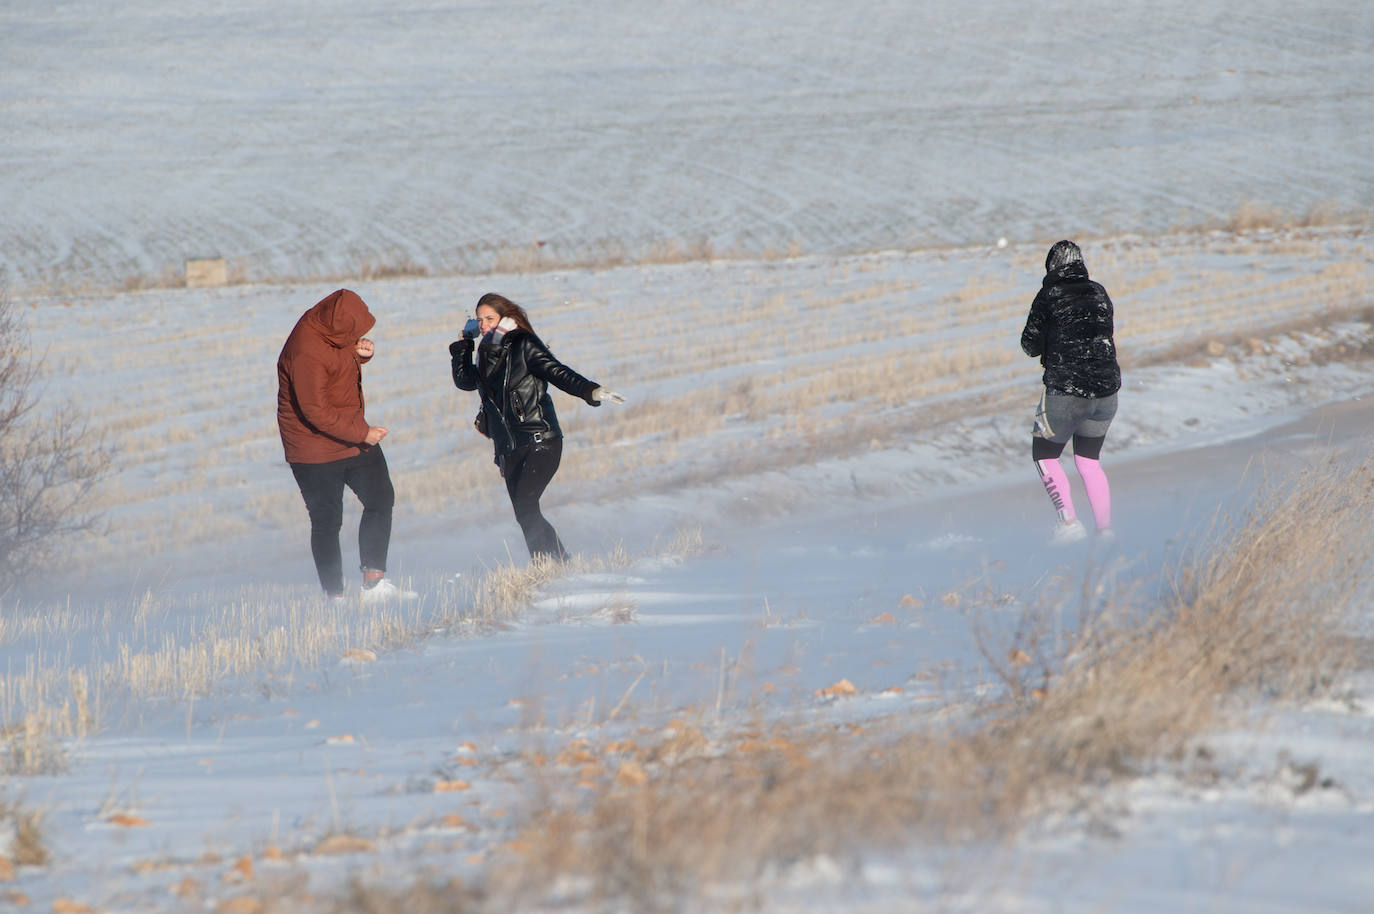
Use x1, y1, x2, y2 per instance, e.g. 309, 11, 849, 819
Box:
3, 0, 1372, 292
8, 326, 1374, 912
3, 2, 1374, 912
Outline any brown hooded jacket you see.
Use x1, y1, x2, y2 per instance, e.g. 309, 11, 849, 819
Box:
276, 289, 377, 464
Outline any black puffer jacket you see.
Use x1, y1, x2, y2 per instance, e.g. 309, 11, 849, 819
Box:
451, 329, 601, 456
1020, 255, 1121, 399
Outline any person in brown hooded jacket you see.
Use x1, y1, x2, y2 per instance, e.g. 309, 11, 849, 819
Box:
277, 289, 411, 602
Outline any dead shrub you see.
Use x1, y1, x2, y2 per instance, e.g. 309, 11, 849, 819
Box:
981, 453, 1371, 801
0, 293, 112, 590
1152, 455, 1369, 700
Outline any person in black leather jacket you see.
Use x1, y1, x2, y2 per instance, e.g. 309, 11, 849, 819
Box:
1020, 240, 1121, 543
450, 292, 625, 561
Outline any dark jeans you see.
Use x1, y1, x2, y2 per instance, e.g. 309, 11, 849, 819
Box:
290, 446, 394, 594
503, 439, 567, 561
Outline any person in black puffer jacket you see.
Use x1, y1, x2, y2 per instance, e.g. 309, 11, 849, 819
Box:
1020, 240, 1121, 543
450, 292, 626, 561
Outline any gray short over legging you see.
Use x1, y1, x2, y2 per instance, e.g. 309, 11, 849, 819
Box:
1033, 389, 1118, 445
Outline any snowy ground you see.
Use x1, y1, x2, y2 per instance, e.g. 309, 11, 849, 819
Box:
2, 246, 1373, 911
5, 391, 1374, 913
4, 1, 1374, 911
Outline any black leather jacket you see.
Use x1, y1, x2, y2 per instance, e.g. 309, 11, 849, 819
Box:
451, 329, 600, 456
1020, 262, 1121, 398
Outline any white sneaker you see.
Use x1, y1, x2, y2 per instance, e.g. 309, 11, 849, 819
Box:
1051, 519, 1088, 545
360, 578, 418, 604
1096, 528, 1117, 544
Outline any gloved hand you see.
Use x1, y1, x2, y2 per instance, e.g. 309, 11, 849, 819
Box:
592, 387, 626, 405
461, 317, 481, 340
496, 316, 519, 333
449, 338, 472, 358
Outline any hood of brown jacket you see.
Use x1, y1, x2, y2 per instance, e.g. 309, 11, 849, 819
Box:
305, 289, 376, 349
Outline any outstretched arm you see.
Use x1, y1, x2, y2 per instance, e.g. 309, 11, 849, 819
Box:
524, 338, 602, 405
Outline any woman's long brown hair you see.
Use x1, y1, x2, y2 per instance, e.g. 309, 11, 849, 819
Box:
476, 292, 534, 333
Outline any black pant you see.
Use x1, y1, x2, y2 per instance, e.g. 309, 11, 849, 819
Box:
290, 446, 394, 594
503, 439, 567, 561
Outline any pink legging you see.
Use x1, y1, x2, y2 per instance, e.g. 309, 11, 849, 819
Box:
1035, 455, 1111, 530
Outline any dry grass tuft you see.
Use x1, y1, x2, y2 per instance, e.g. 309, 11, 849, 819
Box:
661, 524, 708, 561
358, 257, 430, 280
466, 546, 632, 626
336, 877, 481, 914
1222, 199, 1371, 234
0, 713, 68, 776
1226, 201, 1294, 233
0, 792, 49, 866
466, 555, 569, 625
118, 264, 183, 292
